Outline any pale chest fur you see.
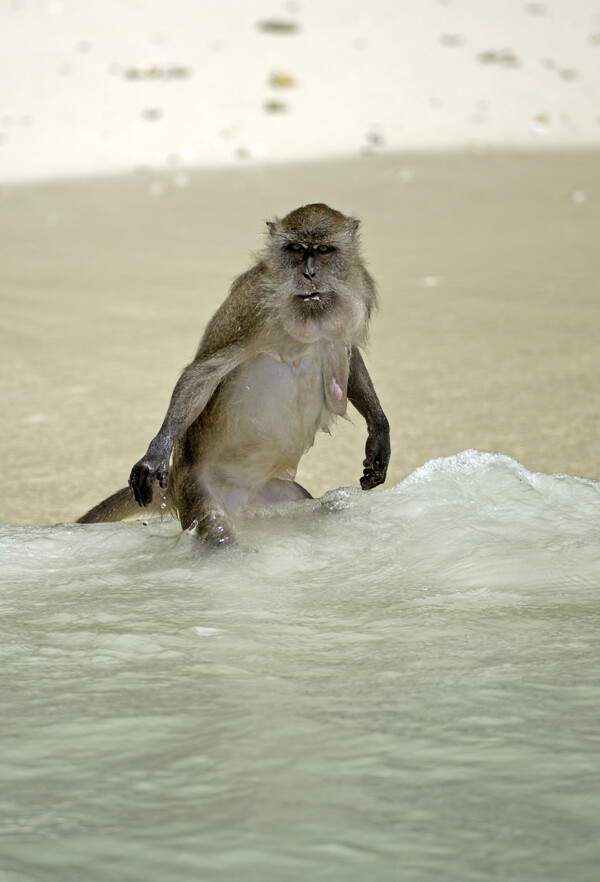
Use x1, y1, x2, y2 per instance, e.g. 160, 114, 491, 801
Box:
209, 339, 350, 487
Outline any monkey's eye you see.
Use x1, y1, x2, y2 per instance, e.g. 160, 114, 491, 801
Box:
287, 243, 304, 252
316, 244, 333, 254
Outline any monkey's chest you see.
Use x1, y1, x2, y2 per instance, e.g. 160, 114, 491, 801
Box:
214, 348, 347, 473
226, 352, 329, 437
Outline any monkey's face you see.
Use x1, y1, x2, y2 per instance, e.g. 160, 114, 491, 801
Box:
284, 241, 338, 304
264, 203, 369, 343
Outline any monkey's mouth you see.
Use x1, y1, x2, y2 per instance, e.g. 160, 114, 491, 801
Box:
294, 289, 335, 312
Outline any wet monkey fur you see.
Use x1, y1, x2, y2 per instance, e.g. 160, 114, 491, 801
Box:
78, 203, 390, 545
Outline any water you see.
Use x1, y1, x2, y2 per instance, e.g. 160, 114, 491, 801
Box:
1, 451, 599, 881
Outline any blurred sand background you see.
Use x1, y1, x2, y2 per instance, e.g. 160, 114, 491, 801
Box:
1, 0, 599, 524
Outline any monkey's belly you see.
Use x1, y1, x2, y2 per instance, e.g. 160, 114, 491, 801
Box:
208, 351, 333, 490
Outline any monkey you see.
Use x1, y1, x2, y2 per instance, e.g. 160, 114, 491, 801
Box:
78, 203, 390, 545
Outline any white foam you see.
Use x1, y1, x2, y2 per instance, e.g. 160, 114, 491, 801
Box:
2, 451, 598, 597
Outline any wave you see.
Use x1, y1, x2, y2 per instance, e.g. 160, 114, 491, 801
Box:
2, 450, 598, 597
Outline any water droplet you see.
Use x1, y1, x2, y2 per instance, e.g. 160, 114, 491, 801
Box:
173, 172, 189, 188
149, 181, 164, 197
570, 189, 586, 204
422, 276, 440, 288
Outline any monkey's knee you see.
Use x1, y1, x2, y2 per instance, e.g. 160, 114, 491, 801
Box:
194, 506, 236, 548
255, 478, 312, 504
175, 476, 235, 546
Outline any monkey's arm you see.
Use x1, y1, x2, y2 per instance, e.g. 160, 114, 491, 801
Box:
129, 343, 246, 507
129, 268, 267, 507
347, 345, 390, 490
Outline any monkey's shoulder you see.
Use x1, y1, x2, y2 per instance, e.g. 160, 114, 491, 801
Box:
196, 263, 270, 357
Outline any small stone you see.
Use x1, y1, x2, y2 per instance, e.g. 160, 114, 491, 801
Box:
440, 34, 464, 47
264, 100, 288, 114
257, 19, 299, 34
268, 70, 296, 88
530, 113, 550, 136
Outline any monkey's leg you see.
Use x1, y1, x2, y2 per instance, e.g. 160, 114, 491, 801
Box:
254, 479, 313, 504
176, 474, 235, 547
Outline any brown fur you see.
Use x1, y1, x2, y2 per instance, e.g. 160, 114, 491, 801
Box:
78, 204, 390, 545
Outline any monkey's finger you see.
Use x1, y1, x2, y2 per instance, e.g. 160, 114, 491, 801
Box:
360, 469, 375, 488
140, 468, 156, 506
360, 466, 385, 490
157, 464, 169, 489
129, 463, 152, 507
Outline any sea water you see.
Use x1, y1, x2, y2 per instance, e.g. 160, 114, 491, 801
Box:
1, 451, 599, 881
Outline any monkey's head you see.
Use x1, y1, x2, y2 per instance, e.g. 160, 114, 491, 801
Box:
264, 203, 373, 344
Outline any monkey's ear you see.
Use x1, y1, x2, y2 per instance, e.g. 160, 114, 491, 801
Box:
351, 218, 360, 234
266, 221, 277, 236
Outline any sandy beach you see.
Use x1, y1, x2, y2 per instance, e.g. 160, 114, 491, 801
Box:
2, 8, 600, 878
1, 0, 599, 525
1, 150, 598, 525
2, 0, 599, 182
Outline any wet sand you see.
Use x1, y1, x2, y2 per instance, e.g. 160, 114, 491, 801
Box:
1, 151, 598, 525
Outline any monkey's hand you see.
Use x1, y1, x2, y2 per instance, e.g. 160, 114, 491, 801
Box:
129, 453, 169, 507
360, 426, 390, 490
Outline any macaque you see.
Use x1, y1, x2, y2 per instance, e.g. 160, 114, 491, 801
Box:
78, 203, 390, 545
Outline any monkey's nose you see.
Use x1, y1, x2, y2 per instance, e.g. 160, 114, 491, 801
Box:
304, 254, 316, 278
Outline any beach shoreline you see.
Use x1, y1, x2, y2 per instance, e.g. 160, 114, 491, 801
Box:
1, 149, 598, 525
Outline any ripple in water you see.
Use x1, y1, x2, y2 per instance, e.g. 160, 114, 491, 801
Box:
1, 451, 599, 881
